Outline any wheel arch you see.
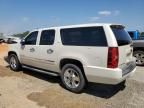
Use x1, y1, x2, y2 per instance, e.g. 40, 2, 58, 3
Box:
59, 58, 87, 81
8, 51, 20, 62
8, 51, 17, 56
133, 47, 144, 52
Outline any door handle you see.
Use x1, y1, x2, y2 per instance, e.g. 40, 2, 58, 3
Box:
47, 49, 54, 54
30, 48, 35, 52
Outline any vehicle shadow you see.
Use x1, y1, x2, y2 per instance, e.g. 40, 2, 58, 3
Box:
84, 82, 125, 99
22, 68, 61, 84
21, 68, 125, 99
4, 56, 9, 62
4, 56, 59, 83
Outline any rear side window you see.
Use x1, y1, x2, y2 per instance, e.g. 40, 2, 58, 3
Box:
111, 25, 132, 46
40, 30, 55, 45
60, 27, 107, 46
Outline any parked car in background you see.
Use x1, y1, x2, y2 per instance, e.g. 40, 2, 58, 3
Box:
3, 37, 21, 44
128, 31, 144, 65
8, 23, 136, 93
0, 39, 4, 44
7, 37, 21, 44
133, 40, 144, 65
128, 31, 144, 40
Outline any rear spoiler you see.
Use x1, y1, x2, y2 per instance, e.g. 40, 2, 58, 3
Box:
110, 25, 125, 29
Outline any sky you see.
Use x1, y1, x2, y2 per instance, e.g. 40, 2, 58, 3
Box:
0, 0, 144, 35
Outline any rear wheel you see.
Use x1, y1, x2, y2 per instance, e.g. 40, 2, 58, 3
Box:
61, 64, 86, 93
9, 54, 21, 71
133, 50, 144, 66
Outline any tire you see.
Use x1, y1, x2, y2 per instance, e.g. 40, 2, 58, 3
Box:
60, 64, 86, 93
133, 50, 144, 66
9, 54, 21, 71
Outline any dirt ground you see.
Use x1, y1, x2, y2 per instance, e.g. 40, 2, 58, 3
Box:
0, 66, 144, 108
0, 43, 8, 66
0, 43, 8, 52
0, 44, 144, 108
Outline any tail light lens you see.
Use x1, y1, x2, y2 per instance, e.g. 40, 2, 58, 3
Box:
107, 47, 119, 68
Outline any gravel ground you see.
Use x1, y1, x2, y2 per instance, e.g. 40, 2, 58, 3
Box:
0, 66, 144, 108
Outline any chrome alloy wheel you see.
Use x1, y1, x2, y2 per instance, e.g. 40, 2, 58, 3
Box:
10, 56, 17, 69
64, 68, 80, 88
134, 52, 144, 65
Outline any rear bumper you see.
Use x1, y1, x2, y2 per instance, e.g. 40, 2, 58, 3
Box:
84, 63, 136, 85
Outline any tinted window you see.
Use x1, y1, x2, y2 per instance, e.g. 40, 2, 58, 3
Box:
111, 25, 132, 46
40, 30, 55, 45
128, 32, 134, 39
25, 31, 38, 45
60, 27, 107, 46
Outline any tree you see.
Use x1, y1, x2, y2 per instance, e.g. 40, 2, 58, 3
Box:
0, 33, 4, 39
12, 31, 29, 38
141, 32, 144, 36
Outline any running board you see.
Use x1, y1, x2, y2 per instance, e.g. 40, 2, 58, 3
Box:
22, 65, 59, 76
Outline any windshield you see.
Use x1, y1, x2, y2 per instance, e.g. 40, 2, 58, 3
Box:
111, 25, 132, 46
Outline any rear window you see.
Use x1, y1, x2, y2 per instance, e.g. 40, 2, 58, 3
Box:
111, 25, 132, 46
128, 32, 134, 39
60, 27, 107, 46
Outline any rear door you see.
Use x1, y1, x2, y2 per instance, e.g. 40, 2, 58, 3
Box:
35, 29, 58, 72
111, 25, 133, 66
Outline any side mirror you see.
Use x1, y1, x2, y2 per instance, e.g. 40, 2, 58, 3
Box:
20, 39, 25, 45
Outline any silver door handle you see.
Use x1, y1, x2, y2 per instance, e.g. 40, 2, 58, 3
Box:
47, 49, 53, 54
30, 48, 35, 52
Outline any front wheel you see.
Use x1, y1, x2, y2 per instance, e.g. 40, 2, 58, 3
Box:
61, 64, 86, 93
9, 54, 21, 71
133, 50, 144, 66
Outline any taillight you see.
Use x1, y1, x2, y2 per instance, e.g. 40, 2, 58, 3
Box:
107, 47, 119, 68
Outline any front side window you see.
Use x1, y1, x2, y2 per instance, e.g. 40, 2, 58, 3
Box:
25, 31, 38, 45
40, 30, 55, 45
60, 27, 107, 46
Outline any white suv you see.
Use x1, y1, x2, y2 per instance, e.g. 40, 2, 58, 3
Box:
8, 23, 136, 92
